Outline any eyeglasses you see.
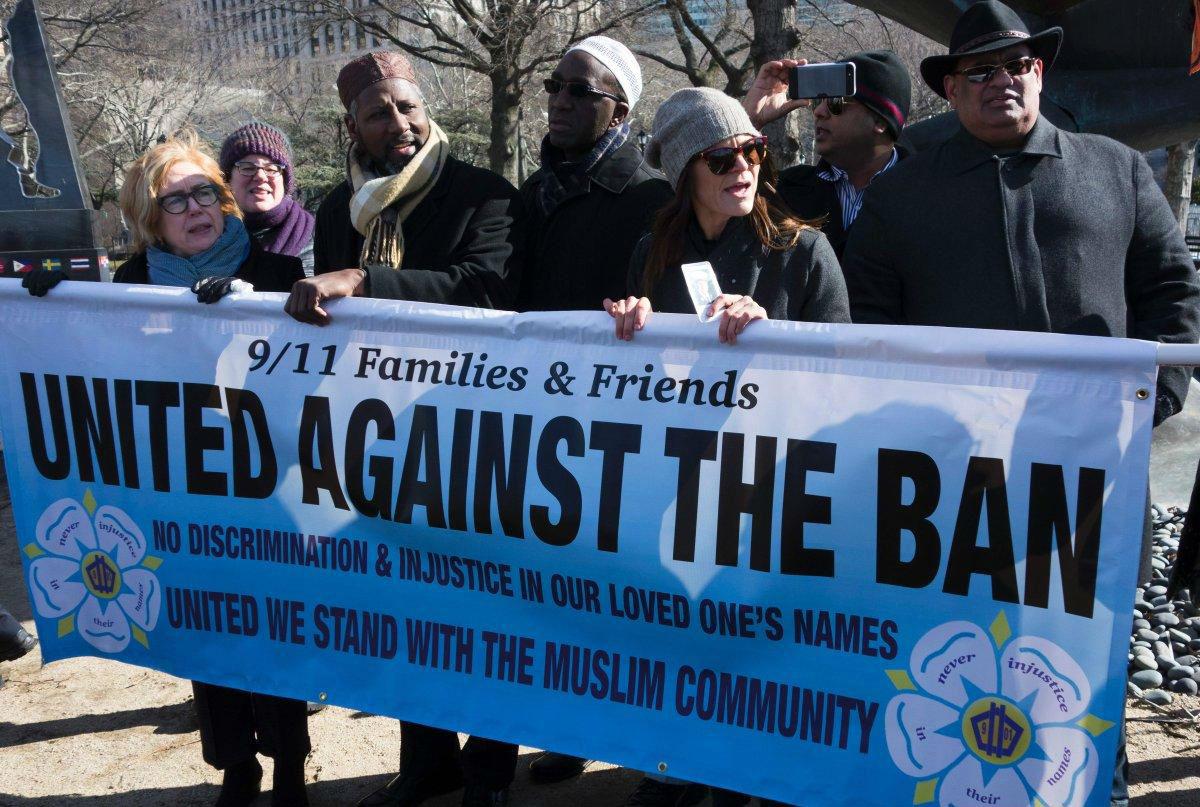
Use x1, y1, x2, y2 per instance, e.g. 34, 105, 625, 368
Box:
697, 136, 768, 175
233, 160, 283, 177
954, 56, 1038, 84
816, 97, 856, 115
543, 78, 623, 103
157, 183, 220, 215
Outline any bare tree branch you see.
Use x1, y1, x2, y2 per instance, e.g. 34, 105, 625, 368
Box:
286, 0, 658, 182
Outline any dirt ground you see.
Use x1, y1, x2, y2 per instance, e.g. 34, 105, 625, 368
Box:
2, 464, 1200, 807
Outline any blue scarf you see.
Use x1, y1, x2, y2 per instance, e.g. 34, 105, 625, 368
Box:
147, 215, 251, 287
537, 123, 629, 215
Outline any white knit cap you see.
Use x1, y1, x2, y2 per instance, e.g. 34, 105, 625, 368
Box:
566, 35, 642, 111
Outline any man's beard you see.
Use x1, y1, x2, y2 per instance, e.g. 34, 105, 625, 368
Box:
379, 155, 409, 175
364, 137, 423, 176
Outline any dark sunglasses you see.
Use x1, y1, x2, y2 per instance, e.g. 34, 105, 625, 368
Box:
954, 56, 1038, 84
817, 96, 856, 115
697, 136, 768, 175
543, 78, 623, 103
157, 183, 220, 215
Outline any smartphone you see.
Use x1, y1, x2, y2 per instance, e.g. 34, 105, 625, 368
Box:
787, 62, 856, 101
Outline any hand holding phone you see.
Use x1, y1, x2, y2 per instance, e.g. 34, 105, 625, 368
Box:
787, 62, 856, 101
743, 58, 811, 128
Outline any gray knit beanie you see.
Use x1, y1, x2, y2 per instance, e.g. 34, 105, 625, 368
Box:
645, 86, 761, 190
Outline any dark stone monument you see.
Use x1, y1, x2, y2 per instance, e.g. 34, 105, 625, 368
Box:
850, 0, 1200, 153
0, 0, 107, 281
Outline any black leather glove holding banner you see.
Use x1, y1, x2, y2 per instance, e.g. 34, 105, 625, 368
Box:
191, 276, 252, 304
21, 268, 67, 297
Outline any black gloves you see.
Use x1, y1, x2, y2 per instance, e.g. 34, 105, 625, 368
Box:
1154, 389, 1181, 428
21, 268, 67, 297
191, 276, 252, 304
23, 271, 251, 302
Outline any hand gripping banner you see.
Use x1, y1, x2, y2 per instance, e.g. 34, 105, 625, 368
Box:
0, 280, 1157, 806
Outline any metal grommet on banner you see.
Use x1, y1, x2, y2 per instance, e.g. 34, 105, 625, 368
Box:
319, 692, 328, 701
657, 762, 668, 773
1136, 388, 1150, 400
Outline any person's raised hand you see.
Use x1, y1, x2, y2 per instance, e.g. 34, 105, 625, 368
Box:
284, 268, 366, 325
603, 296, 652, 341
743, 58, 810, 129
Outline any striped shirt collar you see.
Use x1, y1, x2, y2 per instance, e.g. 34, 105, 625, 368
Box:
816, 147, 899, 185
817, 147, 899, 231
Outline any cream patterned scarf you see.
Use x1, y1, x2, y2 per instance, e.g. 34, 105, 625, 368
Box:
348, 119, 449, 268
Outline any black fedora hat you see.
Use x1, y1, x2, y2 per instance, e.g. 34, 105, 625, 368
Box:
920, 0, 1062, 98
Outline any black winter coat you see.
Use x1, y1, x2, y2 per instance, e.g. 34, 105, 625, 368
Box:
518, 140, 673, 311
777, 150, 904, 258
114, 243, 304, 292
628, 216, 851, 325
842, 118, 1200, 416
777, 163, 849, 257
313, 155, 523, 311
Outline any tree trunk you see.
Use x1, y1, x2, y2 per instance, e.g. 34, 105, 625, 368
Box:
488, 69, 522, 185
747, 0, 800, 168
1164, 140, 1198, 232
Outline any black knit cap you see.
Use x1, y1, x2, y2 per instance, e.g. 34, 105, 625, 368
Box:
920, 0, 1062, 99
839, 50, 912, 140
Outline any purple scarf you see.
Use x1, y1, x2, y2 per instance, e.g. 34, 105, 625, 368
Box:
243, 196, 315, 258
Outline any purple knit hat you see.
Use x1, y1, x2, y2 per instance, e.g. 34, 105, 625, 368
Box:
219, 122, 296, 195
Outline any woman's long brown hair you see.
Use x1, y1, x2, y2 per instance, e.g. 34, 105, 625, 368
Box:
641, 154, 819, 296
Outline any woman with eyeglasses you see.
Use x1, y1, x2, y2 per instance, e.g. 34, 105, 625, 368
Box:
219, 122, 316, 276
606, 86, 850, 347
24, 129, 304, 309
101, 130, 305, 309
23, 131, 310, 806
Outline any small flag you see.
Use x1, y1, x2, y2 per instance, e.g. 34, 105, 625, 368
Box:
42, 257, 62, 271
0, 259, 6, 273
13, 259, 31, 273
69, 257, 91, 271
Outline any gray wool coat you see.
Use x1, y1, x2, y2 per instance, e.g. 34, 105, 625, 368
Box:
842, 117, 1200, 420
628, 216, 851, 325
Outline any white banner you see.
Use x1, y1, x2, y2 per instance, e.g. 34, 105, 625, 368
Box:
0, 279, 1156, 806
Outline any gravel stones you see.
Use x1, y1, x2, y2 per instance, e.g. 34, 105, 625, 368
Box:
1143, 688, 1174, 706
1131, 670, 1163, 688
1174, 678, 1199, 695
1127, 503, 1193, 709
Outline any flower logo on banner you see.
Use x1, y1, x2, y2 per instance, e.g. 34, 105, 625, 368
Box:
884, 613, 1115, 807
23, 492, 164, 653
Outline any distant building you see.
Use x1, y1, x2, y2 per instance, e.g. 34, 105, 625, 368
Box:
797, 0, 852, 25
641, 0, 726, 38
183, 0, 388, 73
642, 0, 854, 48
